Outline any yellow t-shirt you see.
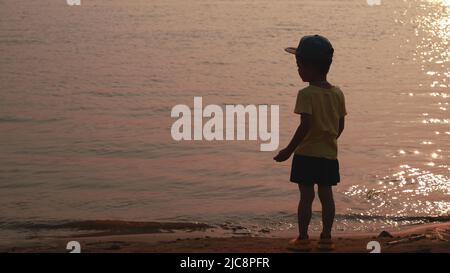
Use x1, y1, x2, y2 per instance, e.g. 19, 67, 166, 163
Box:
294, 85, 347, 160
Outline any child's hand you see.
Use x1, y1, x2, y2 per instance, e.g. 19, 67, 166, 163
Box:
273, 148, 293, 162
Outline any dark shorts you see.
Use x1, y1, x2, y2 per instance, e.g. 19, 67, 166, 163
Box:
290, 154, 340, 186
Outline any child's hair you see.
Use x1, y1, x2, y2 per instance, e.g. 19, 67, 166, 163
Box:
297, 57, 333, 75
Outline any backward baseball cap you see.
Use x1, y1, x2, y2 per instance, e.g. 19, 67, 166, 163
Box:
285, 34, 334, 62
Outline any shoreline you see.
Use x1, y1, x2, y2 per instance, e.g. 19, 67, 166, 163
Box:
2, 221, 449, 253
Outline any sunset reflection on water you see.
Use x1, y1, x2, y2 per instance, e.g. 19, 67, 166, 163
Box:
344, 0, 449, 222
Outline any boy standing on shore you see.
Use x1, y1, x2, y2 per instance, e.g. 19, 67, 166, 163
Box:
274, 35, 346, 251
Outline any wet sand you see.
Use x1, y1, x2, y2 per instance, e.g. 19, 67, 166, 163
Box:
3, 221, 449, 253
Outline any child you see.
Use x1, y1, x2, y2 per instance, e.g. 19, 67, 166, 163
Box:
274, 35, 346, 251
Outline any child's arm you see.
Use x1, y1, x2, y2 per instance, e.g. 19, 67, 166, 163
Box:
273, 113, 312, 162
337, 116, 345, 139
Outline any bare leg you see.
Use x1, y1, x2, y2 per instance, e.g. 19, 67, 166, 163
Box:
297, 184, 315, 239
318, 185, 335, 239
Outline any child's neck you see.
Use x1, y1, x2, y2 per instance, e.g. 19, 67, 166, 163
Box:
309, 76, 332, 89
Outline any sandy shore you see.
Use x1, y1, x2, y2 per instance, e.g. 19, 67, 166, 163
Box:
2, 221, 449, 253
